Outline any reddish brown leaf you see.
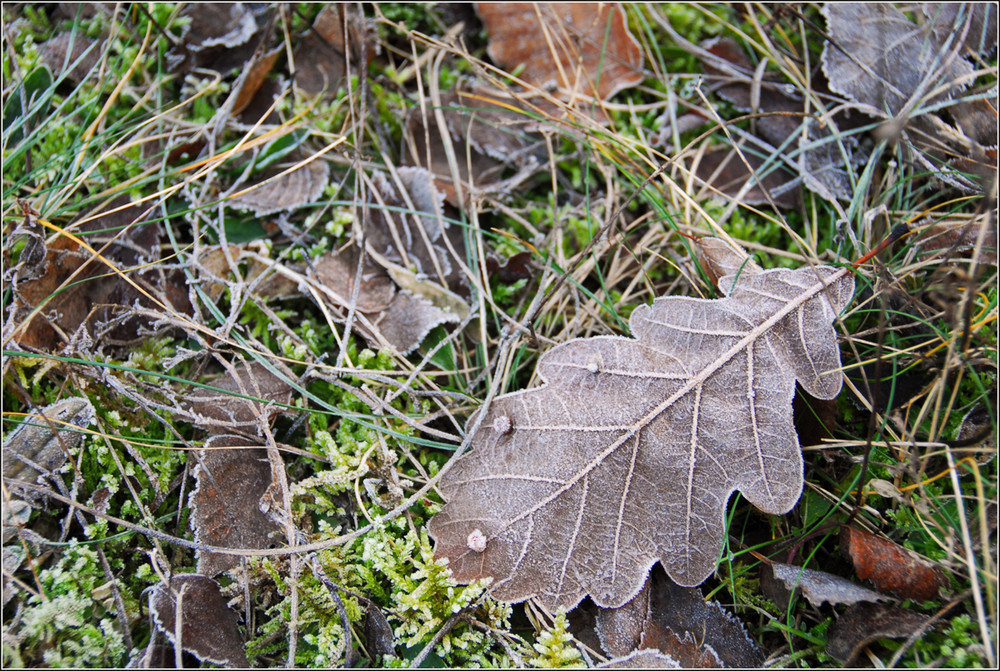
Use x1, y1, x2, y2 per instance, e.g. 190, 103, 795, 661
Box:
840, 526, 949, 601
476, 3, 643, 100
826, 602, 930, 664
190, 435, 281, 577
231, 45, 282, 116
149, 574, 249, 667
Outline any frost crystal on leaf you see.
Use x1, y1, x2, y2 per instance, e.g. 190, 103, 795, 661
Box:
429, 240, 855, 610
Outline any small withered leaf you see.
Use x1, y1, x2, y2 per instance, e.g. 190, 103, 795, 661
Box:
293, 4, 370, 99
430, 238, 855, 610
40, 32, 99, 84
229, 152, 329, 216
149, 574, 249, 668
826, 602, 930, 664
598, 649, 681, 668
691, 148, 801, 210
476, 3, 644, 100
594, 569, 761, 667
764, 561, 887, 609
313, 245, 396, 314
183, 360, 295, 434
311, 245, 462, 355
190, 435, 281, 577
3, 396, 94, 486
10, 195, 192, 351
403, 89, 546, 209
840, 526, 949, 602
170, 3, 272, 75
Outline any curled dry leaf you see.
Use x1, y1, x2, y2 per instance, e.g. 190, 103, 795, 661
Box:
8, 196, 192, 351
169, 3, 272, 75
594, 569, 762, 667
429, 238, 855, 610
149, 574, 249, 668
229, 152, 329, 216
476, 3, 643, 100
3, 396, 94, 488
403, 89, 547, 209
190, 435, 281, 577
840, 526, 949, 601
311, 245, 462, 355
293, 4, 371, 99
183, 360, 295, 434
826, 602, 931, 664
762, 561, 887, 610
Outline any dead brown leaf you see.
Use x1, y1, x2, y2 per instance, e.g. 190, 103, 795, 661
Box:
429, 238, 855, 609
761, 561, 887, 610
402, 89, 547, 209
593, 569, 763, 667
8, 196, 192, 351
476, 3, 644, 100
182, 360, 295, 434
292, 4, 371, 99
840, 526, 949, 602
40, 32, 99, 83
190, 435, 281, 577
149, 574, 249, 667
826, 602, 931, 664
311, 245, 462, 356
229, 152, 329, 216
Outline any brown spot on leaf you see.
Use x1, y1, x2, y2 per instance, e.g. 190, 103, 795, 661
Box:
840, 526, 949, 602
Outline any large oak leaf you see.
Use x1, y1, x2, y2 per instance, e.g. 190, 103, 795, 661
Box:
429, 245, 854, 610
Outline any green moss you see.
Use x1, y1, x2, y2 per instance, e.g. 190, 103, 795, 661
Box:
3, 543, 129, 667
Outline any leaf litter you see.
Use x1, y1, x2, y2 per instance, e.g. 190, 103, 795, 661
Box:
3, 3, 995, 668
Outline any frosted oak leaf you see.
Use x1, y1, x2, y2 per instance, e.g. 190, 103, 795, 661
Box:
429, 241, 855, 610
